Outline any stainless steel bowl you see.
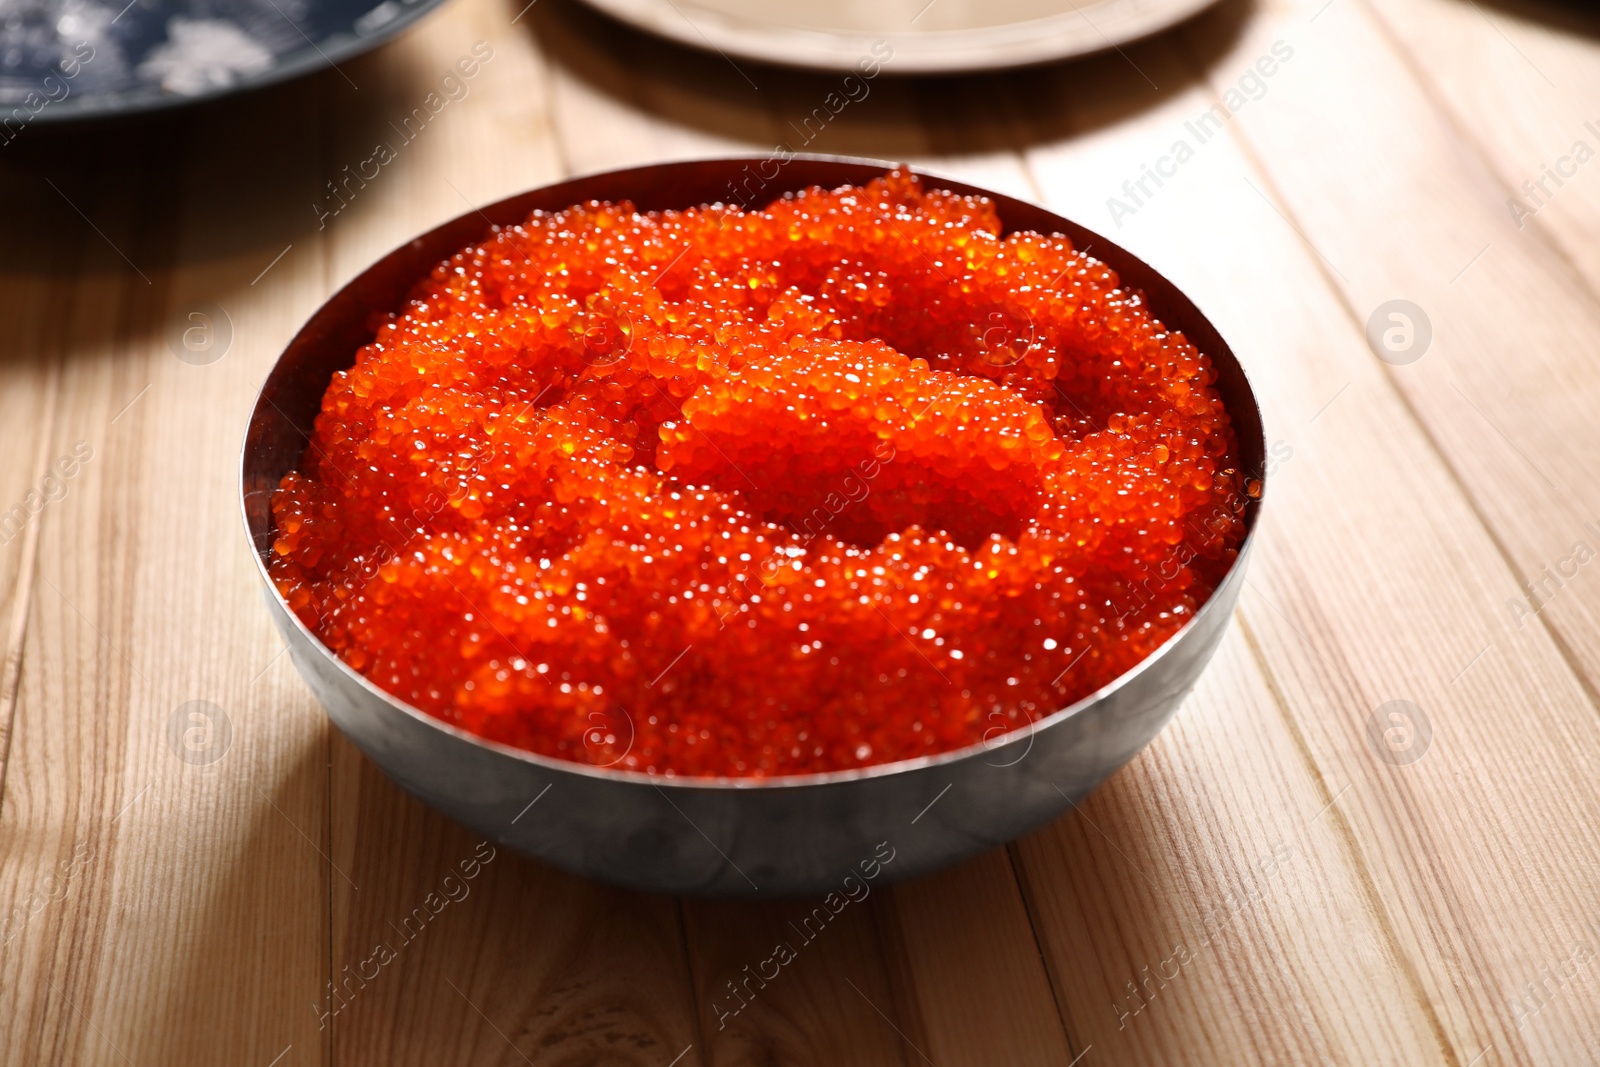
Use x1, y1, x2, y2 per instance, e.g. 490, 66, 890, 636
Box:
241, 156, 1264, 898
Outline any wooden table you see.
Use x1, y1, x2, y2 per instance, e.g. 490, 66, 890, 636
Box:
5, 0, 1600, 1062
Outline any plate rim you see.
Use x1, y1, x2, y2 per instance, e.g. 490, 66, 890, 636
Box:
19, 0, 449, 126
574, 0, 1220, 73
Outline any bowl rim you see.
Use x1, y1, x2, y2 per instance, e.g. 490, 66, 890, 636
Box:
239, 153, 1265, 792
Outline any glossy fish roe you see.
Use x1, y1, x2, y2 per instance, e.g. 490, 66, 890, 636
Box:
270, 169, 1249, 778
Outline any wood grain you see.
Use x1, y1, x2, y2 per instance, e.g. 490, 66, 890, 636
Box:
1010, 4, 1600, 1062
328, 739, 703, 1067
3, 0, 1600, 1062
313, 7, 711, 1067
680, 895, 908, 1066
0, 76, 338, 1065
1370, 0, 1600, 294
1016, 628, 1444, 1065
878, 849, 1077, 1066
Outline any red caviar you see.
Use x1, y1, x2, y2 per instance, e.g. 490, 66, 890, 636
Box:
270, 169, 1248, 778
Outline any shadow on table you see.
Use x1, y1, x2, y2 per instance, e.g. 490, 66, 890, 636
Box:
519, 0, 1255, 161
138, 729, 704, 1067
134, 725, 1183, 1065
0, 0, 1255, 368
106, 728, 336, 1065
0, 69, 324, 282
1471, 0, 1600, 38
0, 29, 487, 324
0, 18, 564, 375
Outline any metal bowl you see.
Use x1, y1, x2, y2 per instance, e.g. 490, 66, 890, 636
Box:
241, 156, 1264, 898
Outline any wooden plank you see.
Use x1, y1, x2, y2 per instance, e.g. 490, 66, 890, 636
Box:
680, 894, 908, 1067
0, 73, 337, 1064
317, 0, 566, 278
0, 279, 65, 791
886, 85, 1446, 1066
1009, 7, 1600, 1062
528, 33, 1100, 1067
878, 850, 1078, 1066
327, 744, 703, 1066
0, 175, 80, 1065
1369, 0, 1600, 294
1168, 9, 1600, 1059
1180, 0, 1600, 680
529, 25, 1432, 1065
526, 1, 764, 175
533, 1, 945, 182
6, 1, 1599, 1062
311, 5, 715, 1066
1015, 628, 1443, 1064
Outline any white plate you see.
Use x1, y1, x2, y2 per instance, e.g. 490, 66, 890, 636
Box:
576, 0, 1219, 74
